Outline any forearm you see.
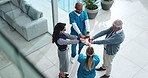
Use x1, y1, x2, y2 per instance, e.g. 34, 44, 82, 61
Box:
93, 28, 111, 39
85, 20, 90, 33
72, 23, 81, 34
64, 33, 78, 40
57, 38, 79, 45
92, 37, 120, 45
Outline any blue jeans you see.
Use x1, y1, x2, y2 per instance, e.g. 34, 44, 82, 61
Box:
71, 42, 84, 58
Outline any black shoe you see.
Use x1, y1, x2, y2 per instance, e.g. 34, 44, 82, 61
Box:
96, 67, 106, 71
65, 74, 69, 77
100, 75, 110, 78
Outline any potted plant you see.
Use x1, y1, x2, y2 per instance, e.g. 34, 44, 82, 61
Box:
83, 0, 99, 19
101, 0, 114, 10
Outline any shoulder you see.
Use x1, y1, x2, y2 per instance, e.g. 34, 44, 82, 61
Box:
93, 55, 100, 63
82, 11, 87, 13
78, 54, 86, 60
69, 11, 75, 15
93, 55, 99, 60
79, 53, 84, 57
59, 34, 66, 38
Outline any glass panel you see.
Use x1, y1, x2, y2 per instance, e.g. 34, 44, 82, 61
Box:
48, 0, 82, 13
0, 30, 45, 78
25, 0, 53, 34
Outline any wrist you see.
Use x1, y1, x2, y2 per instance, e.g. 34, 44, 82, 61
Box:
87, 31, 90, 34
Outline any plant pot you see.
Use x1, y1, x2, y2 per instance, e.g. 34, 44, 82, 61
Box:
85, 7, 99, 19
101, 1, 113, 10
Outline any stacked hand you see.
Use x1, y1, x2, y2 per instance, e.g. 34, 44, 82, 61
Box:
89, 38, 94, 44
79, 35, 94, 47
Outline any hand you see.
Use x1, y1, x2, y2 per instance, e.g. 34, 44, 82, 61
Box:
80, 38, 86, 44
79, 33, 85, 38
81, 40, 86, 44
84, 35, 90, 39
80, 38, 84, 41
85, 43, 91, 46
89, 38, 94, 43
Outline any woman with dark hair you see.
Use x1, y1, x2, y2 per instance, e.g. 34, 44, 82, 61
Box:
52, 23, 84, 78
77, 47, 100, 78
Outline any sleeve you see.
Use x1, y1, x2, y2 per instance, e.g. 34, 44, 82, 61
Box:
72, 23, 81, 34
78, 53, 85, 63
57, 38, 79, 45
84, 11, 88, 20
85, 20, 90, 32
69, 12, 81, 34
93, 55, 100, 66
69, 13, 76, 24
93, 35, 121, 45
93, 27, 111, 39
64, 33, 78, 39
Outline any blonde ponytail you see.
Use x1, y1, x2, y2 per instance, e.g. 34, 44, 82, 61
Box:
85, 47, 95, 71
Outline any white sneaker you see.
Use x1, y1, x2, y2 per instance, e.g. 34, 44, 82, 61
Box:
70, 57, 75, 64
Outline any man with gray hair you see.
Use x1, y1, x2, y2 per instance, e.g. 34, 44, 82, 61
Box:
90, 19, 125, 78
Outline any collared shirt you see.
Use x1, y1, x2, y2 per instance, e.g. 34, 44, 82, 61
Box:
105, 29, 123, 49
69, 11, 89, 35
74, 11, 80, 16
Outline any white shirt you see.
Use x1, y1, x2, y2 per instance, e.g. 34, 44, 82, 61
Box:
72, 11, 90, 34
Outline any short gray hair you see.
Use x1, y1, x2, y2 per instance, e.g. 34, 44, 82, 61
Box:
113, 19, 123, 27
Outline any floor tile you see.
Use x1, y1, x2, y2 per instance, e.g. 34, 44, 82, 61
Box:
42, 66, 59, 78
111, 55, 141, 78
120, 40, 148, 68
143, 64, 148, 72
35, 56, 54, 73
132, 69, 148, 78
26, 50, 43, 65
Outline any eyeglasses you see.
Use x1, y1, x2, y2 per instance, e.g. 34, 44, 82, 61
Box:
63, 29, 66, 31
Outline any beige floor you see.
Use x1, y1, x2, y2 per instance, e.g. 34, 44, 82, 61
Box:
1, 0, 148, 78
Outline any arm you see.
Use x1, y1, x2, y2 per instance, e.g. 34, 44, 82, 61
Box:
85, 20, 90, 34
69, 13, 81, 34
72, 23, 81, 34
69, 13, 84, 38
84, 11, 90, 33
57, 38, 79, 45
93, 35, 121, 45
64, 33, 78, 40
78, 53, 85, 63
93, 27, 112, 39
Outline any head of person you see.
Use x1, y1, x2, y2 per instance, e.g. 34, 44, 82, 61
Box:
85, 47, 95, 71
75, 2, 83, 14
112, 19, 123, 31
52, 23, 66, 43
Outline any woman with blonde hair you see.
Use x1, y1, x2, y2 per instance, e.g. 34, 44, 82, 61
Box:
77, 47, 100, 78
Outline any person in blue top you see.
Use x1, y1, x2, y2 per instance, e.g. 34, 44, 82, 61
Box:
77, 46, 100, 78
69, 2, 90, 64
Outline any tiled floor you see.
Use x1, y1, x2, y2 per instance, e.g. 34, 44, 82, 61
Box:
1, 0, 148, 78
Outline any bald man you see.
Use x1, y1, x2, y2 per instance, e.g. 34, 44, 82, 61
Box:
69, 2, 90, 64
90, 20, 125, 78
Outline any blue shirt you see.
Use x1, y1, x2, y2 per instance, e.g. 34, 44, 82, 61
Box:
69, 11, 88, 36
93, 27, 125, 55
77, 54, 100, 78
